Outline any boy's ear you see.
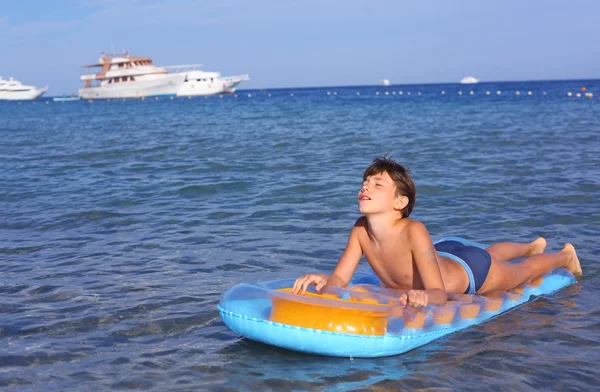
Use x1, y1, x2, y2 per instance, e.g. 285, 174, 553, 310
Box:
394, 195, 409, 211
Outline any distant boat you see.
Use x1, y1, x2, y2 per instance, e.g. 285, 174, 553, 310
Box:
460, 76, 479, 84
0, 76, 47, 100
53, 94, 80, 102
177, 69, 249, 96
380, 79, 391, 86
79, 52, 186, 99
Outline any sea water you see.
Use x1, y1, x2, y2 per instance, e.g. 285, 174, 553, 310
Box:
1, 80, 599, 391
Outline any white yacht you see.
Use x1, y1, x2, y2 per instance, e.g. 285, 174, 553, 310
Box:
460, 76, 479, 84
176, 68, 249, 96
380, 79, 391, 86
79, 53, 187, 99
0, 76, 47, 100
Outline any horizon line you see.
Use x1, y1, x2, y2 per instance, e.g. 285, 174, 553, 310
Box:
237, 77, 599, 92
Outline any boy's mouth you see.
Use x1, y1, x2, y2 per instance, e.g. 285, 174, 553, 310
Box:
359, 195, 371, 201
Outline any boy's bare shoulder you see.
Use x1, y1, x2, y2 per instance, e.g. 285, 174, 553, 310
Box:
402, 220, 433, 253
404, 219, 430, 238
353, 216, 368, 229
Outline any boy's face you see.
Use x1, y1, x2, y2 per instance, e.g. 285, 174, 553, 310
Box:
358, 171, 406, 215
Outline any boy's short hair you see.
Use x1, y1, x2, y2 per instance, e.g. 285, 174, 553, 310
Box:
363, 157, 416, 218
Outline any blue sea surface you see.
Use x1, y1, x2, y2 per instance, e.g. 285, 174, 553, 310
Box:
1, 80, 599, 391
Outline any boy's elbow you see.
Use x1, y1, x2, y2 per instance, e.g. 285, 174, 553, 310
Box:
439, 293, 448, 306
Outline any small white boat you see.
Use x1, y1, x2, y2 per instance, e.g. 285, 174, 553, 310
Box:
380, 79, 391, 86
175, 67, 249, 96
460, 76, 479, 84
0, 76, 47, 100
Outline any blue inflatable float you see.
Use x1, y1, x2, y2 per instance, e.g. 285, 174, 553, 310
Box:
218, 238, 576, 357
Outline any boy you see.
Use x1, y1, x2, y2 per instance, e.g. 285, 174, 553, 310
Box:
292, 157, 582, 307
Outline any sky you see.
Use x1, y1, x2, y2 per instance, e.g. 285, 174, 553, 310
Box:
1, 0, 599, 95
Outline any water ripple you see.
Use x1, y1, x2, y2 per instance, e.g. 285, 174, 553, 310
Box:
1, 81, 599, 390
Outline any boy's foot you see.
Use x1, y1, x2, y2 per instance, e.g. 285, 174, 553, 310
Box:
527, 237, 547, 256
561, 243, 583, 278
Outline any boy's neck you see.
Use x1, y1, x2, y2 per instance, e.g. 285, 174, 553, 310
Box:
364, 213, 406, 243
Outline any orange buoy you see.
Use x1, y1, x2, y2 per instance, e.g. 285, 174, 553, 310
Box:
269, 288, 392, 335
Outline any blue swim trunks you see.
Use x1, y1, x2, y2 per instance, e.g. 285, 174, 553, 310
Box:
434, 238, 492, 294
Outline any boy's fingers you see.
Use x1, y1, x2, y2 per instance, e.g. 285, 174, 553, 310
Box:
293, 275, 329, 294
292, 277, 304, 294
405, 290, 424, 307
399, 294, 408, 306
412, 293, 421, 307
293, 276, 308, 294
301, 278, 312, 294
413, 292, 427, 307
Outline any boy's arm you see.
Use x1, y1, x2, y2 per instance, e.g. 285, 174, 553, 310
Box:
292, 219, 364, 294
404, 221, 448, 306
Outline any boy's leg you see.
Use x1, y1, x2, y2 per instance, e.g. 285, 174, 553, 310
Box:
479, 244, 581, 293
485, 237, 547, 263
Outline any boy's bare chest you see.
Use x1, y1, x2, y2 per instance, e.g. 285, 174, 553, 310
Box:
360, 239, 417, 288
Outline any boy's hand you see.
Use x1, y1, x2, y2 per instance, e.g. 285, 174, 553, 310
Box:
399, 290, 428, 307
292, 274, 328, 294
